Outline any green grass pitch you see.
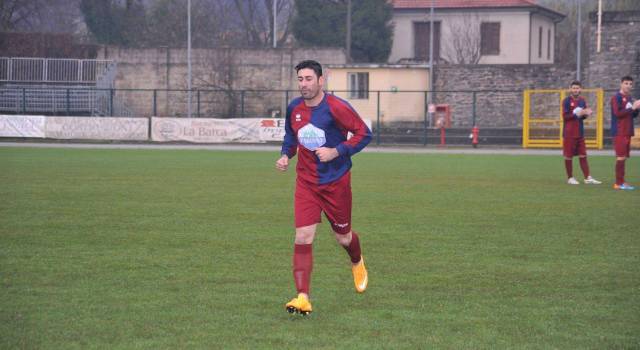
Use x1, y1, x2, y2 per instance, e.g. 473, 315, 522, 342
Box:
1, 146, 639, 349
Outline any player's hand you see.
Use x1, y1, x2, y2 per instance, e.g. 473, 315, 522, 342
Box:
632, 100, 640, 110
276, 155, 289, 171
315, 147, 339, 162
583, 108, 593, 117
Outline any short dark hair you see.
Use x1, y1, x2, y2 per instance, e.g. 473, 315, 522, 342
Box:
621, 75, 634, 83
570, 80, 581, 87
295, 60, 323, 77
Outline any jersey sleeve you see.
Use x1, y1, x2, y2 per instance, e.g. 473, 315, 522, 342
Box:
330, 99, 372, 157
562, 98, 577, 121
611, 95, 634, 120
280, 104, 298, 158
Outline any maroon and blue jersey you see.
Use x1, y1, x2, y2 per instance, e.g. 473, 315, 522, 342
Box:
281, 93, 371, 185
610, 92, 639, 137
562, 96, 588, 138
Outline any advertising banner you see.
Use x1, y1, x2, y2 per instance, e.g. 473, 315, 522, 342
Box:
0, 115, 46, 138
45, 117, 148, 140
151, 117, 261, 143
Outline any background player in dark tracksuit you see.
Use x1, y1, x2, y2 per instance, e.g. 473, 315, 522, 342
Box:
610, 76, 640, 190
561, 81, 601, 185
275, 60, 371, 315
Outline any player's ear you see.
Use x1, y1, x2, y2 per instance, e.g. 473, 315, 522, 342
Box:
318, 75, 325, 87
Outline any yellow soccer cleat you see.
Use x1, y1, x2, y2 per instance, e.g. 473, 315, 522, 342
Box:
285, 293, 312, 315
352, 256, 368, 293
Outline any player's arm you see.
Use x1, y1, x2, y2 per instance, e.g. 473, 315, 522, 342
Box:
562, 98, 578, 121
277, 106, 298, 171
581, 99, 593, 118
611, 95, 634, 120
331, 102, 372, 157
632, 99, 640, 118
280, 106, 298, 159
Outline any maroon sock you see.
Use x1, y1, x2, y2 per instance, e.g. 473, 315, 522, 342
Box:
293, 244, 312, 295
615, 160, 625, 185
343, 232, 362, 264
579, 157, 590, 178
564, 159, 573, 178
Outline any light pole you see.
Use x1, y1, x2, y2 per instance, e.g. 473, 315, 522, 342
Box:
187, 0, 192, 118
273, 0, 277, 48
346, 0, 351, 62
576, 0, 582, 81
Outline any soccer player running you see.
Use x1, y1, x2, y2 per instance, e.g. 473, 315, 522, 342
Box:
561, 81, 601, 185
275, 60, 372, 315
610, 75, 640, 190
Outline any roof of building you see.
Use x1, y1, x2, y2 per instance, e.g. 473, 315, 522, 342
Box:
392, 0, 565, 20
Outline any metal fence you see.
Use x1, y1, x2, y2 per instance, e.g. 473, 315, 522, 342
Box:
0, 57, 113, 83
4, 86, 619, 146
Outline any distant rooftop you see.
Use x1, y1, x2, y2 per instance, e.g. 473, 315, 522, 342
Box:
392, 0, 565, 20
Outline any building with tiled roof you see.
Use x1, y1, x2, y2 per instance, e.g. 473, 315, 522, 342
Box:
389, 0, 565, 64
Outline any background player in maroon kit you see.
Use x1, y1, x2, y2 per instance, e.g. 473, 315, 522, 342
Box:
610, 75, 640, 190
561, 81, 601, 185
275, 60, 371, 315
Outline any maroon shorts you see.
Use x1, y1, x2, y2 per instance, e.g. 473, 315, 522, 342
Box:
563, 137, 587, 158
614, 135, 631, 158
294, 172, 352, 234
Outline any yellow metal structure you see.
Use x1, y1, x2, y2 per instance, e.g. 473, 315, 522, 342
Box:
523, 88, 604, 149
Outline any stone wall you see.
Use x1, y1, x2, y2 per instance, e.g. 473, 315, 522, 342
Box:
433, 65, 575, 127
584, 11, 640, 94
97, 47, 346, 117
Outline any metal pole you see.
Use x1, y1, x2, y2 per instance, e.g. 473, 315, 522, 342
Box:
596, 0, 602, 53
376, 91, 380, 145
429, 0, 434, 105
472, 92, 477, 126
424, 91, 428, 145
187, 0, 192, 118
153, 89, 157, 116
273, 0, 277, 48
110, 89, 114, 116
197, 90, 201, 117
241, 90, 245, 118
67, 88, 71, 115
346, 0, 352, 63
576, 0, 582, 81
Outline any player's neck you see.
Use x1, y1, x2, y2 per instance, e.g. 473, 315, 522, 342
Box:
304, 91, 325, 108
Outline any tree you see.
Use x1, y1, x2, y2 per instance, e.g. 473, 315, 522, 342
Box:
79, 0, 146, 46
292, 0, 393, 63
442, 14, 481, 64
232, 0, 294, 47
1, 0, 80, 33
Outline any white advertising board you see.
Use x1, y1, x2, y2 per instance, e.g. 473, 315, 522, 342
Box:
45, 117, 149, 141
151, 117, 262, 143
0, 115, 46, 138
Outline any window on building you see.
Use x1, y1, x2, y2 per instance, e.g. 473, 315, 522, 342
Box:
538, 26, 543, 58
547, 28, 551, 60
348, 72, 369, 99
414, 21, 441, 61
480, 22, 500, 55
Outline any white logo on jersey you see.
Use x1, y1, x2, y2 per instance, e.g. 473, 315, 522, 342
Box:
295, 114, 302, 122
298, 124, 326, 151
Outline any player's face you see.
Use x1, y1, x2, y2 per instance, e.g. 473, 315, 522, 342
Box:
297, 68, 323, 101
570, 84, 581, 97
620, 80, 633, 95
